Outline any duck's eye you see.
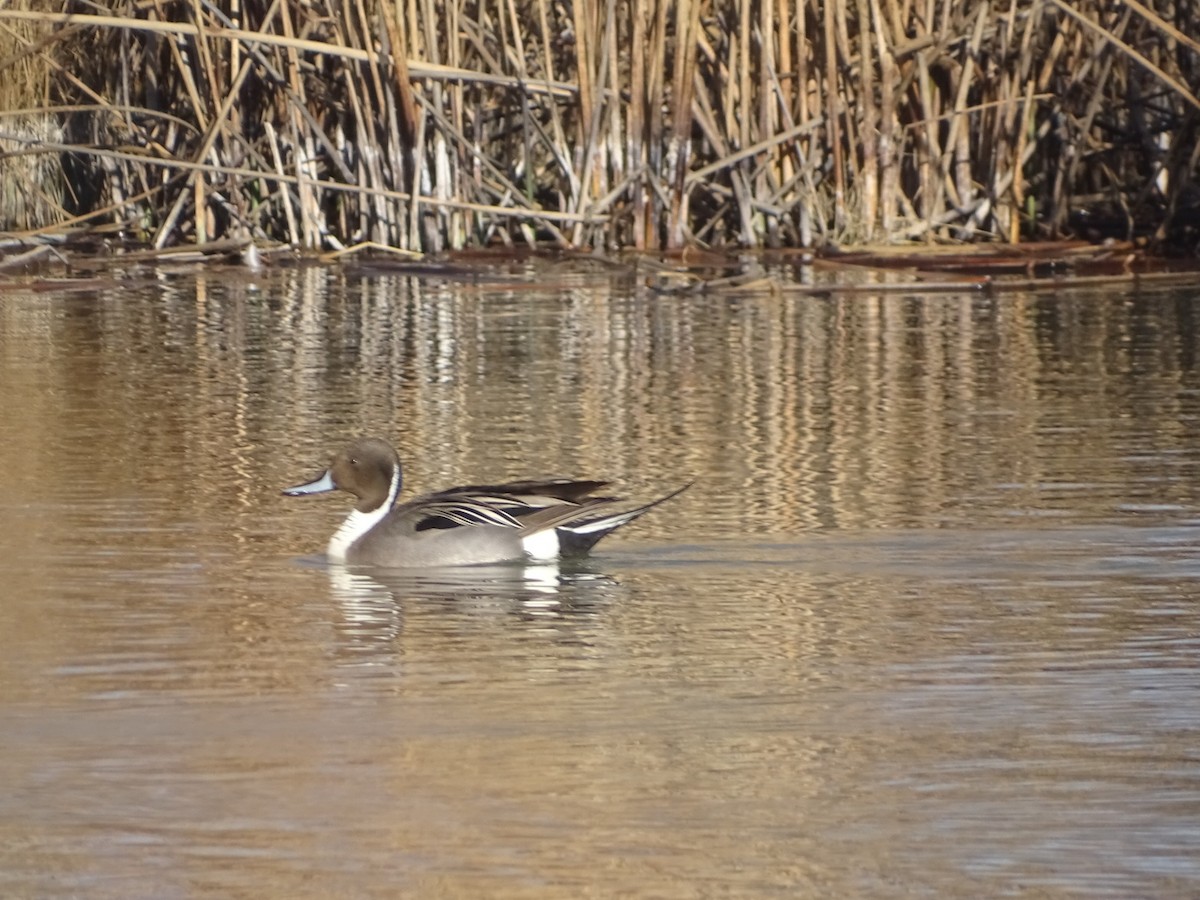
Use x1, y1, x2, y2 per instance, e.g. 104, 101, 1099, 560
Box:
349, 457, 358, 466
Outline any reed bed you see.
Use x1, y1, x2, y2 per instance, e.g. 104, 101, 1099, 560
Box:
1, 0, 1197, 251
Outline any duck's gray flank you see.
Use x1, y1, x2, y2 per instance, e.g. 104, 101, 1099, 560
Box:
283, 436, 689, 568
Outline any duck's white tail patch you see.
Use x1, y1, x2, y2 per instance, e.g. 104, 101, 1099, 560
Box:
521, 528, 561, 561
327, 467, 402, 562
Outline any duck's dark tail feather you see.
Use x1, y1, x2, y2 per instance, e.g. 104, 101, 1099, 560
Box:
555, 483, 692, 557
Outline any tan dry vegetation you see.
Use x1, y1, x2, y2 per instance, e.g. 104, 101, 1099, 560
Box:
0, 0, 1198, 251
0, 1, 64, 232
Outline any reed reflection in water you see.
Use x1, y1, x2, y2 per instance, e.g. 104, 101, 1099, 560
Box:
0, 261, 1199, 897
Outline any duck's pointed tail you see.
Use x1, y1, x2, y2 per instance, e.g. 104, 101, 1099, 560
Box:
555, 482, 692, 557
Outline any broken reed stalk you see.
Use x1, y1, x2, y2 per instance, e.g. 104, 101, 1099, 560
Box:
0, 0, 1197, 251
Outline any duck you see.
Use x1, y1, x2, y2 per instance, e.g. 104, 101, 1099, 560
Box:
283, 436, 689, 568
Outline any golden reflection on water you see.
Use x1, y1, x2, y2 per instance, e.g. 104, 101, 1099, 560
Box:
11, 264, 1198, 534
1, 262, 1200, 896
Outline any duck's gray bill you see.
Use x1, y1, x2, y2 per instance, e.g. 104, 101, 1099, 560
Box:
282, 470, 336, 496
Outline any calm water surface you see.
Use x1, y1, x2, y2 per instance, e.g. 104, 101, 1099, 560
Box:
2, 261, 1200, 897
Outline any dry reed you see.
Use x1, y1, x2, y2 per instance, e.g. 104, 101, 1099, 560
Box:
0, 0, 1197, 251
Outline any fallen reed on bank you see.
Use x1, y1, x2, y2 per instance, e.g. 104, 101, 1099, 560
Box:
1, 0, 1197, 251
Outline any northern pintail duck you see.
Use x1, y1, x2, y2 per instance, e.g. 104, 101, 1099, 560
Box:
283, 436, 689, 568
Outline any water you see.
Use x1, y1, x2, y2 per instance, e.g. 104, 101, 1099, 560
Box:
2, 260, 1200, 897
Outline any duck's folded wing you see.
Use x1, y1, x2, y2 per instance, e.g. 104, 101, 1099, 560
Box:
425, 479, 611, 504
401, 484, 615, 533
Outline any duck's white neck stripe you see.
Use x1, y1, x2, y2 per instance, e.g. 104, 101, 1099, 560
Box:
327, 467, 402, 562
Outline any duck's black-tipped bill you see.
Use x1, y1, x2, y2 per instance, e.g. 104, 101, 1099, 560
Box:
282, 470, 337, 497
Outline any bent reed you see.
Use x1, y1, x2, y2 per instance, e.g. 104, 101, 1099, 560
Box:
1, 0, 1197, 251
